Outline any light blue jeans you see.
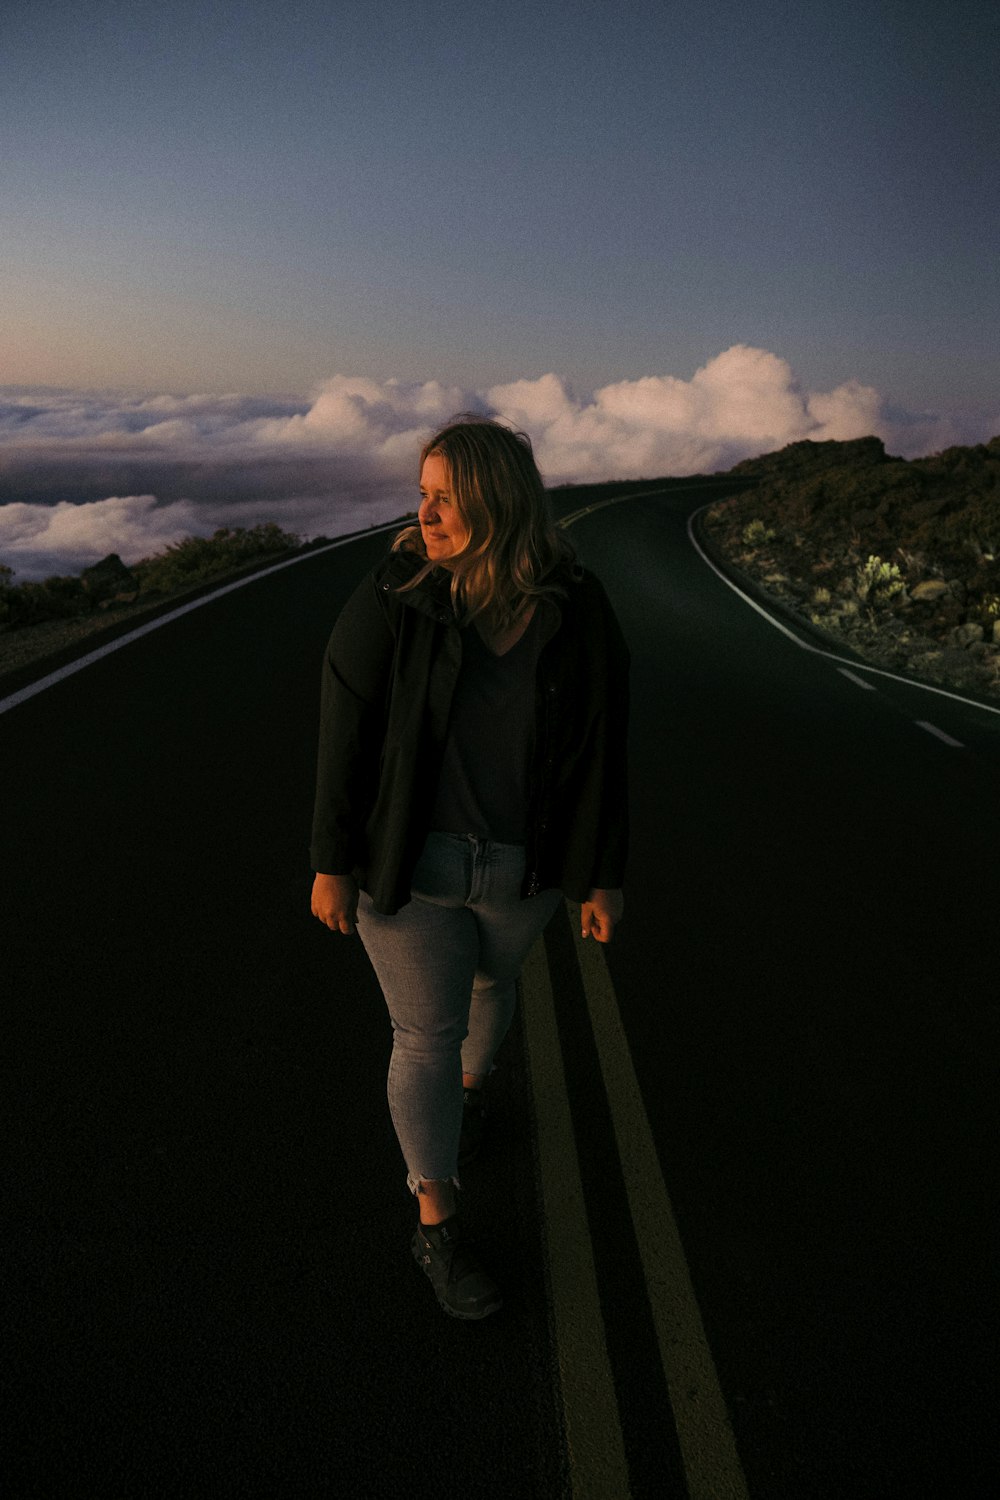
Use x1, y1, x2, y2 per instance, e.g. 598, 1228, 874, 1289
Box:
356, 832, 562, 1195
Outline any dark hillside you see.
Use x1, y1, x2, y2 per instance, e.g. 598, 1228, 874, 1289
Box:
706, 436, 1000, 702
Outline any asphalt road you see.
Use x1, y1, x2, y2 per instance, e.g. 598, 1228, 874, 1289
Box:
3, 484, 997, 1498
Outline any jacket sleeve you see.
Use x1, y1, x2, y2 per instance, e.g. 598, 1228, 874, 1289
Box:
310, 570, 396, 874
544, 570, 631, 901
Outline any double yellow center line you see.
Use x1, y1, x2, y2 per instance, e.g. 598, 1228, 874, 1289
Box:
521, 909, 751, 1500
521, 489, 750, 1496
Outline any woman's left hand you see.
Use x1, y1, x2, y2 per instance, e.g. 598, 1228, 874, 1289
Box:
581, 888, 624, 943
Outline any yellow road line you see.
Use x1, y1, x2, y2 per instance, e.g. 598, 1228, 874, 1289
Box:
557, 478, 734, 530
557, 487, 673, 528
526, 494, 750, 1495
520, 936, 631, 1499
571, 910, 751, 1500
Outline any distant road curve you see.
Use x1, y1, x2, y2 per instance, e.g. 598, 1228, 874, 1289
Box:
7, 470, 997, 739
0, 478, 737, 717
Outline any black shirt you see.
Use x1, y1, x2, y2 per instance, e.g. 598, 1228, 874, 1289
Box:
430, 608, 544, 844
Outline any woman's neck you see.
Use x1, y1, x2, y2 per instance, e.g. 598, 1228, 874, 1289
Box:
474, 600, 537, 657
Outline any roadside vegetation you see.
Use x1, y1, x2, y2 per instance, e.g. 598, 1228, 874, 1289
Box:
0, 522, 307, 680
703, 434, 1000, 702
0, 522, 301, 630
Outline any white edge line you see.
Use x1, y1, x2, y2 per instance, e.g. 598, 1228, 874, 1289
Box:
838, 667, 878, 692
915, 720, 965, 748
0, 518, 408, 717
686, 505, 1000, 720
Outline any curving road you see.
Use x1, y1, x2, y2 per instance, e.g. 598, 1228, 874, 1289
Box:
3, 483, 997, 1498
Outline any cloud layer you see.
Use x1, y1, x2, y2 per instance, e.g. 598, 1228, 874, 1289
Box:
1, 348, 994, 579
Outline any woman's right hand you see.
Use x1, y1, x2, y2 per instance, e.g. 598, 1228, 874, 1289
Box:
311, 873, 359, 935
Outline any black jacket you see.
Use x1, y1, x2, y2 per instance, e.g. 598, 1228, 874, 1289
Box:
310, 547, 629, 915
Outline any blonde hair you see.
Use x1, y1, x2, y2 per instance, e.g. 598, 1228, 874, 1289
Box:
392, 414, 575, 629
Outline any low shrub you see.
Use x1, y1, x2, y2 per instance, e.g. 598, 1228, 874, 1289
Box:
132, 523, 299, 595
1, 522, 301, 630
0, 572, 90, 627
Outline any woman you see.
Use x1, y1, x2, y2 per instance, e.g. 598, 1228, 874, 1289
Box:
310, 416, 628, 1319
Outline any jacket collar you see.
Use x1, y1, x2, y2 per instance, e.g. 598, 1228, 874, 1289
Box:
378, 545, 573, 635
378, 546, 456, 618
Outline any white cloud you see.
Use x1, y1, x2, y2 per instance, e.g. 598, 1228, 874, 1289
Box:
253, 375, 473, 461
0, 495, 197, 578
0, 488, 411, 579
1, 348, 994, 579
489, 347, 892, 481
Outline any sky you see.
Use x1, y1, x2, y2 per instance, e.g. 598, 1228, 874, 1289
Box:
2, 0, 998, 578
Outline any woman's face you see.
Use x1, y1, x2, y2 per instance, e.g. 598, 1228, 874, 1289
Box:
418, 453, 467, 561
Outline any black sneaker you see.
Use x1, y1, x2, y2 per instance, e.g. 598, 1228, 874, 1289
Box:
411, 1217, 502, 1320
458, 1087, 486, 1167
